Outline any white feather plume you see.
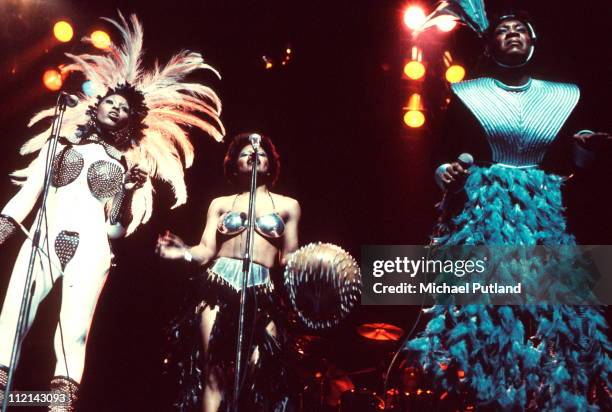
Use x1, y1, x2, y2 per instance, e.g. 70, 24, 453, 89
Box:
11, 12, 224, 235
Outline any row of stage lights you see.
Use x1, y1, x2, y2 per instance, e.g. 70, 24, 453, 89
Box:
42, 21, 111, 92
402, 5, 466, 129
49, 20, 290, 89
262, 47, 293, 70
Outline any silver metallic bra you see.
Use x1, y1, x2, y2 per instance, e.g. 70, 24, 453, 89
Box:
217, 192, 285, 239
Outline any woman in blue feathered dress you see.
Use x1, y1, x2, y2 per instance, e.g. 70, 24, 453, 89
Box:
404, 11, 612, 410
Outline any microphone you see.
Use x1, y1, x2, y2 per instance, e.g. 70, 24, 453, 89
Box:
448, 153, 473, 193
60, 92, 79, 108
249, 133, 262, 150
457, 153, 474, 169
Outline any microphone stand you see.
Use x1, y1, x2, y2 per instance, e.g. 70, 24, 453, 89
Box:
2, 93, 69, 412
232, 149, 259, 411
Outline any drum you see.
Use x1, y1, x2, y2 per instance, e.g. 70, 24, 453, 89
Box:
284, 242, 361, 331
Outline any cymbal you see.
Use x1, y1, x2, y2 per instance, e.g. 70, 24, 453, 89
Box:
357, 323, 404, 341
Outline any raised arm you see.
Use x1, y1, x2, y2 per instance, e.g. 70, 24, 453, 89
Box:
279, 198, 301, 266
157, 197, 223, 266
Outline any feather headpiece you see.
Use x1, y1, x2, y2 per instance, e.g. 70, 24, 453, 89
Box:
12, 13, 225, 234
415, 0, 489, 36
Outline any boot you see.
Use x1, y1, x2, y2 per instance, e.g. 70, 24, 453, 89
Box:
49, 376, 79, 412
0, 365, 7, 404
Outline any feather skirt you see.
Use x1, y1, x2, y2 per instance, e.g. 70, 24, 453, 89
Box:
405, 166, 612, 410
163, 268, 294, 412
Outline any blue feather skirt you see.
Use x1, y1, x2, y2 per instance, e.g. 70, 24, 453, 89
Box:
405, 165, 612, 410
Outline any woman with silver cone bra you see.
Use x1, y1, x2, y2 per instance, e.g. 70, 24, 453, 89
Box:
0, 13, 224, 411
0, 87, 148, 412
157, 133, 301, 412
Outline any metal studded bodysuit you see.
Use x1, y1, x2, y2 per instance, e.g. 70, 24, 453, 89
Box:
45, 137, 125, 271
451, 77, 580, 167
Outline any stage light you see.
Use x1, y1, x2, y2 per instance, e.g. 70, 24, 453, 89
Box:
403, 6, 426, 30
405, 46, 425, 80
91, 30, 111, 49
404, 110, 425, 128
445, 64, 466, 83
53, 21, 74, 43
404, 61, 425, 80
262, 55, 273, 70
82, 80, 95, 96
43, 69, 63, 91
404, 93, 425, 128
436, 18, 457, 32
82, 80, 105, 96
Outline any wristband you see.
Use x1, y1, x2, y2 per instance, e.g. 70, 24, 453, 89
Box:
183, 249, 193, 262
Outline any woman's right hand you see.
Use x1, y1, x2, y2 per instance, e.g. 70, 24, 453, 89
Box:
436, 162, 471, 189
156, 231, 188, 260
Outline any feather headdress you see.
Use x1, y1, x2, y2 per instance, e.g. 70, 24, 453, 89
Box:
12, 12, 225, 234
415, 0, 489, 36
414, 2, 537, 66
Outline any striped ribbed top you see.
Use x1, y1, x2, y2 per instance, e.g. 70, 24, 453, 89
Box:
452, 77, 580, 166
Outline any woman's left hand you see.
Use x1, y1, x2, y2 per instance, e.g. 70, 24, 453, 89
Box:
123, 166, 148, 191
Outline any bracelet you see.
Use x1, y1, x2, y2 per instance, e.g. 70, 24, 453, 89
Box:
575, 129, 595, 136
183, 249, 193, 262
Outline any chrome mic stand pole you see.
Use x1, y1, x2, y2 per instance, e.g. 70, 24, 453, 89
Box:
2, 93, 70, 412
232, 134, 261, 411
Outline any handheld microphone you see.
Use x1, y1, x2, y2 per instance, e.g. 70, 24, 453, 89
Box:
249, 133, 262, 150
60, 92, 79, 108
448, 153, 473, 193
457, 153, 474, 169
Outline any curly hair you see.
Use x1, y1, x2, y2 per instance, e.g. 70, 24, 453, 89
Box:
81, 82, 149, 149
223, 133, 281, 187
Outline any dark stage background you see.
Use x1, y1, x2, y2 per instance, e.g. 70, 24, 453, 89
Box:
0, 1, 611, 410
